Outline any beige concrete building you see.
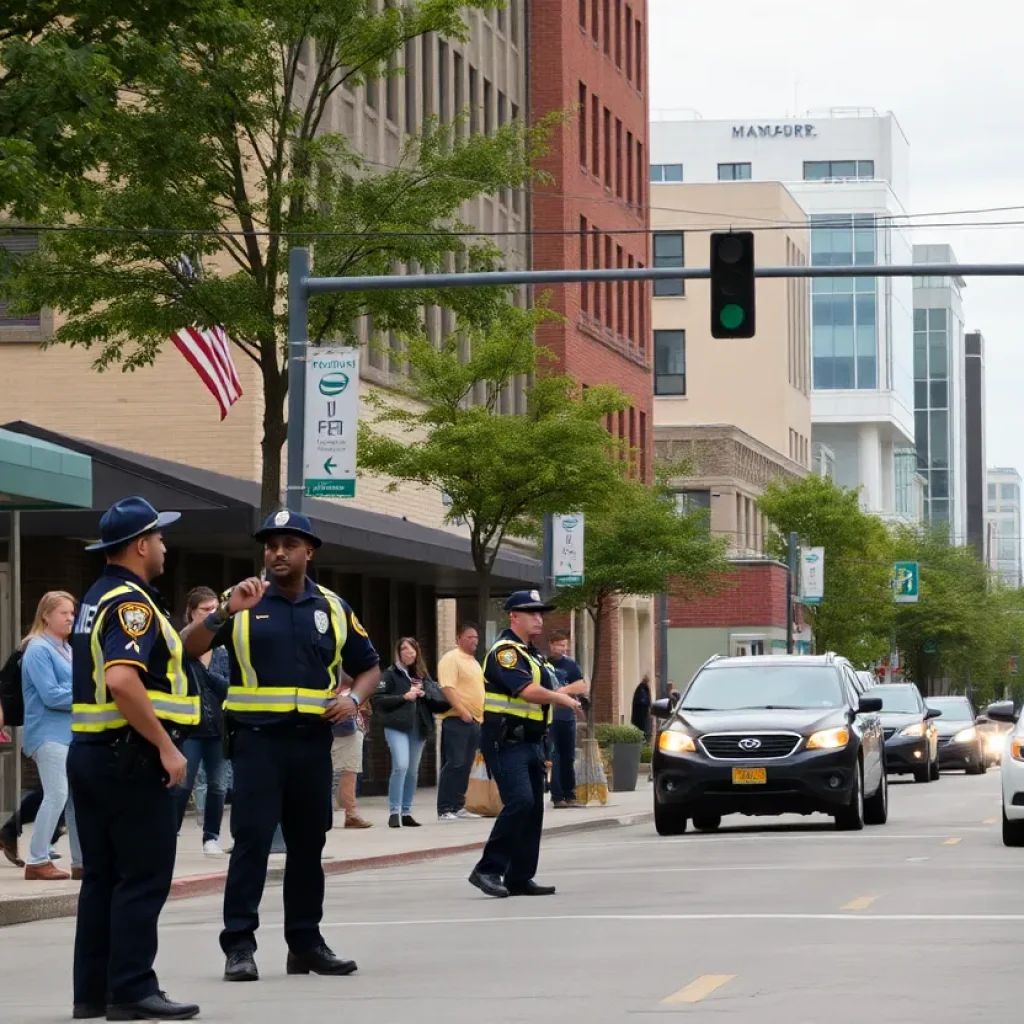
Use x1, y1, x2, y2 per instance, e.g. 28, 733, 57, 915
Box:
650, 182, 812, 554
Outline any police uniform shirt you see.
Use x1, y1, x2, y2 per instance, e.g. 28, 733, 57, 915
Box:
213, 576, 379, 727
72, 565, 187, 743
484, 628, 552, 741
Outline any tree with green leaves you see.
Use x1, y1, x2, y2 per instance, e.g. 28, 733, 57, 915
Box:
556, 469, 730, 726
1, 0, 548, 512
357, 305, 630, 625
757, 475, 893, 665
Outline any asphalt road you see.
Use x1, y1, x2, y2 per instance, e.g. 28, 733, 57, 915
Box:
1, 769, 1017, 1023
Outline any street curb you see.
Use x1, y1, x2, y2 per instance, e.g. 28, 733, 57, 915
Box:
0, 809, 652, 928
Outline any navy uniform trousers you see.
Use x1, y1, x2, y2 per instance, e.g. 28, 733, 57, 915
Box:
474, 722, 546, 887
68, 740, 177, 1006
220, 721, 333, 955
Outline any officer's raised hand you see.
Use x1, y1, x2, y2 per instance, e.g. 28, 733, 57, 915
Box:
228, 577, 269, 612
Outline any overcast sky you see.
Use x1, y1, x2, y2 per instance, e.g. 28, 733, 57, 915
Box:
649, 0, 1024, 473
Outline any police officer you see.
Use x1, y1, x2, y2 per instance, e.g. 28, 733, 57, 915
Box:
68, 497, 203, 1021
180, 509, 381, 982
468, 590, 581, 899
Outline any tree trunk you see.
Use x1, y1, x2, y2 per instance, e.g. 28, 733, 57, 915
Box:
475, 567, 493, 646
260, 364, 288, 516
586, 597, 605, 733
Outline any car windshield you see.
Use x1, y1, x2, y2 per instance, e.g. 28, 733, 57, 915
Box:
680, 664, 845, 712
926, 698, 974, 721
873, 687, 921, 714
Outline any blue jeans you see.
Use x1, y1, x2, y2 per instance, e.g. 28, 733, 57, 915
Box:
549, 719, 577, 803
384, 728, 427, 815
29, 741, 81, 868
175, 736, 227, 843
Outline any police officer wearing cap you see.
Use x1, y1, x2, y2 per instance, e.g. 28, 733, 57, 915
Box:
468, 590, 581, 899
68, 497, 209, 1021
180, 509, 381, 983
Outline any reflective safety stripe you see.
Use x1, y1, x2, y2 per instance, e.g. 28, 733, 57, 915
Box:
317, 586, 347, 680
231, 610, 257, 689
484, 692, 545, 720
71, 691, 199, 731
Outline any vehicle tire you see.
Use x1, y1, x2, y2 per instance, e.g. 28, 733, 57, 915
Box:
654, 799, 688, 837
913, 765, 930, 784
692, 814, 722, 833
967, 758, 984, 776
864, 765, 888, 826
930, 758, 940, 781
1003, 808, 1024, 847
834, 763, 865, 832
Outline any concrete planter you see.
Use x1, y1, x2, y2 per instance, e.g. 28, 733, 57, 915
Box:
611, 743, 641, 792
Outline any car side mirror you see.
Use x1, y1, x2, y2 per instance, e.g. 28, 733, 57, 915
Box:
986, 700, 1018, 724
650, 698, 673, 720
924, 708, 942, 720
976, 714, 989, 724
857, 695, 883, 714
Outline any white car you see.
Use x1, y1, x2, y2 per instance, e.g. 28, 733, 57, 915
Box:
986, 700, 1024, 846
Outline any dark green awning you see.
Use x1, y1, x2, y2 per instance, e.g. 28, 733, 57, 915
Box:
0, 427, 92, 509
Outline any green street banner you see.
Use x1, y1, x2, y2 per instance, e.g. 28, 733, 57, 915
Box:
304, 347, 359, 498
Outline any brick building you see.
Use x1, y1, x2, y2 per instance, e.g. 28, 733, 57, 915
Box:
528, 0, 655, 724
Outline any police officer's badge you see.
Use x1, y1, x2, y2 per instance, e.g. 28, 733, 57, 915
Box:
497, 648, 518, 669
314, 610, 329, 634
274, 510, 290, 526
529, 590, 541, 602
118, 602, 152, 653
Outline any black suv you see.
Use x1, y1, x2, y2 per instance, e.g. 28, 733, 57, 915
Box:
651, 654, 887, 835
873, 683, 941, 783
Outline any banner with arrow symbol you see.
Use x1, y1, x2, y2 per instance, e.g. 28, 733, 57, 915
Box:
304, 346, 360, 498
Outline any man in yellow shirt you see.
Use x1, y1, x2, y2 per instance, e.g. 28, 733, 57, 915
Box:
436, 623, 485, 821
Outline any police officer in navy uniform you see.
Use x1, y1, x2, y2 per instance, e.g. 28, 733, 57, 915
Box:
180, 509, 381, 983
468, 590, 581, 899
68, 497, 203, 1021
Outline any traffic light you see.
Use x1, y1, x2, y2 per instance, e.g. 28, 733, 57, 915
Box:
710, 231, 755, 338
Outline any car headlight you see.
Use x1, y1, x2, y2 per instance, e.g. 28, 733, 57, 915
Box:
658, 729, 696, 755
1012, 738, 1024, 762
806, 727, 850, 751
953, 726, 978, 744
900, 723, 927, 738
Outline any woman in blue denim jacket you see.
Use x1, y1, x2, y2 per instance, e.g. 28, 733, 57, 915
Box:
20, 590, 82, 880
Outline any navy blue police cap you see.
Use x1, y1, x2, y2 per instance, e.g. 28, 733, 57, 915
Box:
504, 589, 555, 613
85, 496, 181, 552
253, 509, 322, 549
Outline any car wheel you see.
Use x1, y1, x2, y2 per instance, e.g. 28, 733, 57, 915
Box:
913, 764, 930, 784
654, 798, 688, 837
864, 765, 888, 825
1003, 808, 1024, 847
692, 814, 722, 833
966, 758, 984, 776
979, 754, 988, 775
835, 763, 865, 832
930, 758, 940, 781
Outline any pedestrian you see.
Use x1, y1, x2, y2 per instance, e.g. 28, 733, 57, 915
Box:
468, 591, 581, 899
331, 678, 372, 829
180, 508, 381, 983
631, 676, 652, 738
546, 629, 590, 809
68, 496, 203, 1021
174, 587, 231, 857
436, 622, 485, 821
0, 787, 64, 868
374, 637, 449, 828
20, 590, 83, 880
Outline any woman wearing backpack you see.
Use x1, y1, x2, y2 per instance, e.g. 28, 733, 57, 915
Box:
20, 590, 82, 880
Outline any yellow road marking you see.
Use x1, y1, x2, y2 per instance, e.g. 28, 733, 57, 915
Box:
842, 896, 877, 911
984, 818, 997, 825
662, 975, 736, 1004
944, 838, 962, 846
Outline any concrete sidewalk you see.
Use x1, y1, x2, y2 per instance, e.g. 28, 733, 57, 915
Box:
0, 786, 653, 927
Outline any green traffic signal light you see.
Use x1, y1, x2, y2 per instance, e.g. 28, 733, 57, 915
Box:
719, 304, 745, 330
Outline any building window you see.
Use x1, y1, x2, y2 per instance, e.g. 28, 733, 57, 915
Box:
989, 483, 998, 502
604, 235, 613, 327
803, 160, 874, 181
438, 41, 449, 122
652, 232, 684, 297
0, 234, 40, 326
405, 41, 418, 133
650, 163, 683, 183
468, 65, 478, 134
655, 330, 685, 395
454, 52, 465, 134
592, 0, 599, 43
483, 78, 493, 134
625, 5, 633, 80
603, 107, 612, 185
634, 19, 642, 90
717, 162, 751, 181
591, 94, 600, 174
580, 217, 589, 314
616, 245, 625, 335
1002, 483, 1019, 502
615, 118, 623, 197
614, 0, 622, 66
386, 53, 399, 123
592, 229, 601, 320
627, 253, 635, 340
639, 409, 647, 480
603, 0, 610, 54
811, 214, 876, 389
578, 83, 587, 166
580, 0, 587, 29
626, 130, 634, 203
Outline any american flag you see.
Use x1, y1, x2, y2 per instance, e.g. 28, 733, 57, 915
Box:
170, 254, 243, 419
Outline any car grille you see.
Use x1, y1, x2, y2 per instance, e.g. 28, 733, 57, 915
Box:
699, 733, 801, 760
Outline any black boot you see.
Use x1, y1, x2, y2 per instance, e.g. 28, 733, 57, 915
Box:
105, 991, 199, 1020
224, 949, 259, 982
468, 869, 509, 898
286, 943, 357, 976
72, 1005, 105, 1020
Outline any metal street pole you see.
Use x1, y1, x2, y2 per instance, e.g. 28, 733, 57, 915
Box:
786, 531, 798, 654
657, 591, 669, 699
541, 512, 554, 601
285, 246, 311, 514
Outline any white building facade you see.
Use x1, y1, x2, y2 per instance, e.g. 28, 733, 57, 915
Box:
650, 110, 921, 521
913, 245, 967, 539
987, 468, 1022, 588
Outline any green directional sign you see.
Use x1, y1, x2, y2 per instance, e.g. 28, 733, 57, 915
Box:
892, 561, 920, 604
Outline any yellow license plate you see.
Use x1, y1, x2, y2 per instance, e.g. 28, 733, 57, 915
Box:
732, 767, 767, 785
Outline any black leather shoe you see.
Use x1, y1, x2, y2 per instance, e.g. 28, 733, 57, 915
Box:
507, 880, 556, 896
401, 815, 421, 827
286, 943, 358, 976
73, 1005, 105, 1020
468, 869, 509, 898
224, 949, 259, 982
105, 991, 199, 1020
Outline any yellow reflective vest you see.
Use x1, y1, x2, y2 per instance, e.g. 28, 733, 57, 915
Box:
483, 637, 550, 724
